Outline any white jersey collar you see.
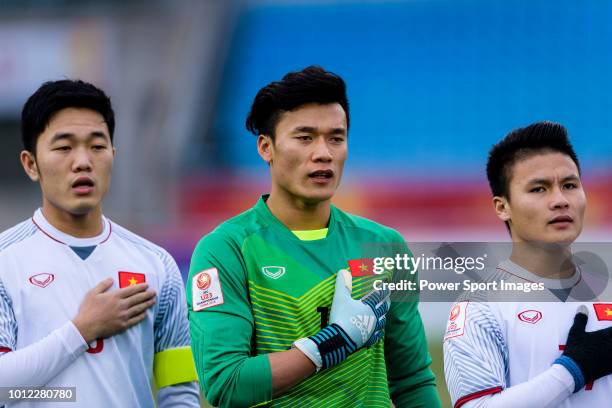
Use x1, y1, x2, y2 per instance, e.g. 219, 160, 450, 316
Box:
497, 259, 581, 290
32, 208, 112, 247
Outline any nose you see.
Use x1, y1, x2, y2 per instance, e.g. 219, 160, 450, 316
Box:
311, 138, 332, 162
71, 147, 93, 172
550, 186, 570, 210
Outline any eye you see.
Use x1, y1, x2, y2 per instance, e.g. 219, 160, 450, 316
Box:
54, 146, 71, 152
92, 145, 107, 151
330, 136, 345, 143
529, 186, 545, 193
296, 135, 312, 141
563, 182, 578, 190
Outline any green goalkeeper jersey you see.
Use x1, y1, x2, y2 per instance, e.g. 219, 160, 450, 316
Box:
187, 196, 440, 408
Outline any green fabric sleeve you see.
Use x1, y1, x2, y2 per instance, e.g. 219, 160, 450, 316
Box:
187, 231, 273, 408
384, 231, 442, 408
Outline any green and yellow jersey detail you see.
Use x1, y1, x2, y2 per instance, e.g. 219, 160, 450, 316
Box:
187, 195, 440, 408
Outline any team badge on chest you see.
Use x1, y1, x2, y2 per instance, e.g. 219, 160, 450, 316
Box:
28, 273, 55, 288
517, 309, 542, 324
262, 266, 285, 279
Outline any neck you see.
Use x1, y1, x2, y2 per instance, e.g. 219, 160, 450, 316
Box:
509, 242, 575, 279
266, 189, 331, 231
41, 201, 104, 238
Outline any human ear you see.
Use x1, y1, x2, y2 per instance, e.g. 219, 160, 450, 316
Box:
257, 134, 274, 165
20, 150, 40, 182
493, 196, 511, 222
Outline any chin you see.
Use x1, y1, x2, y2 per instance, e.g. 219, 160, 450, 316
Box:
68, 199, 100, 216
542, 232, 579, 245
304, 190, 335, 204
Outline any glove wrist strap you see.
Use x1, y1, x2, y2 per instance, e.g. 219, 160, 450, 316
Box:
295, 324, 358, 370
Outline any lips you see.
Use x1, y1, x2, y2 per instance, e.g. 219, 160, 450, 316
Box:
72, 177, 95, 194
308, 170, 334, 179
549, 215, 573, 224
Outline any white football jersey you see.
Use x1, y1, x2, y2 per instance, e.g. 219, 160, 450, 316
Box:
444, 259, 612, 408
0, 209, 192, 407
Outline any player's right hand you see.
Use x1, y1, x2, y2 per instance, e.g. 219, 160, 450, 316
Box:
293, 270, 390, 371
556, 305, 612, 392
72, 278, 157, 343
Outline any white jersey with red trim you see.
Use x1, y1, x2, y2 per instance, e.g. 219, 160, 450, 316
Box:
443, 259, 612, 408
0, 209, 197, 407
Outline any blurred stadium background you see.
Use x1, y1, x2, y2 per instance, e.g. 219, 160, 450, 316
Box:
1, 0, 611, 406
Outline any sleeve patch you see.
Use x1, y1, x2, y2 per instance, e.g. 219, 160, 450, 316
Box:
444, 301, 469, 341
192, 268, 224, 311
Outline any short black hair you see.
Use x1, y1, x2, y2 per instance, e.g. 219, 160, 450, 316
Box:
245, 65, 349, 139
21, 79, 115, 153
486, 121, 581, 199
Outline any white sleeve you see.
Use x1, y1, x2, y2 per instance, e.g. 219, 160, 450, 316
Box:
154, 251, 199, 407
0, 279, 88, 393
462, 364, 574, 408
0, 320, 88, 393
0, 280, 16, 354
157, 382, 200, 407
444, 301, 508, 407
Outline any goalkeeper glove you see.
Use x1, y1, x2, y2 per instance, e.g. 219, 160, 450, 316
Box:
293, 269, 390, 371
554, 305, 612, 392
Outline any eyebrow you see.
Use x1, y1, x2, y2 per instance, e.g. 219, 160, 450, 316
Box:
291, 126, 346, 135
49, 131, 108, 144
527, 174, 580, 185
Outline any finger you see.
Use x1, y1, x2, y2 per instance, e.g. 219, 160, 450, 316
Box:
377, 291, 391, 314
365, 330, 383, 348
375, 315, 387, 332
333, 270, 352, 303
569, 306, 589, 335
124, 290, 156, 308
125, 311, 147, 328
362, 296, 384, 318
362, 286, 390, 308
341, 269, 352, 293
92, 278, 114, 293
116, 283, 149, 298
126, 298, 156, 318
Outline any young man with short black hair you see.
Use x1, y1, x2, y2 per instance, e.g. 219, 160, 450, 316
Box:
0, 80, 199, 407
444, 121, 612, 407
188, 66, 440, 407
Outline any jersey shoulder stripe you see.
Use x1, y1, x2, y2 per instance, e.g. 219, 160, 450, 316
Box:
111, 222, 176, 270
0, 219, 38, 254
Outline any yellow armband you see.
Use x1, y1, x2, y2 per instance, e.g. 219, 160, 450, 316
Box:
153, 346, 198, 388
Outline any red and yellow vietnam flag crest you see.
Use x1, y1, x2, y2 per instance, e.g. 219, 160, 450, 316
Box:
348, 258, 375, 277
593, 304, 612, 321
118, 271, 146, 288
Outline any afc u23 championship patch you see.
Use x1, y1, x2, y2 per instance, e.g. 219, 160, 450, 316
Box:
192, 268, 224, 311
444, 301, 469, 341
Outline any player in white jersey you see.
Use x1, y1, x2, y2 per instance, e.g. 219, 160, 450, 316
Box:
0, 80, 199, 407
443, 122, 612, 407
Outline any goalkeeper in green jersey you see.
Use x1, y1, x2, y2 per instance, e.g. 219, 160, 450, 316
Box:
187, 66, 440, 407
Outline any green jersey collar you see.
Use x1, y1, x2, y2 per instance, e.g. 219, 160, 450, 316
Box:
255, 195, 336, 242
